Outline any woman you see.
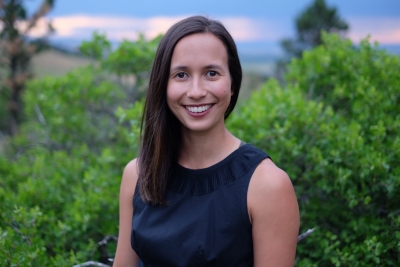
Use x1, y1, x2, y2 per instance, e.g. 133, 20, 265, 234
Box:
114, 16, 299, 267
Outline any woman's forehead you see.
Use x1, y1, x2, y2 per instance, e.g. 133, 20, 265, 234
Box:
170, 33, 228, 67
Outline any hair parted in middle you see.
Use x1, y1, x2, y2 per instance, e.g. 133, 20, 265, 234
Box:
138, 15, 243, 205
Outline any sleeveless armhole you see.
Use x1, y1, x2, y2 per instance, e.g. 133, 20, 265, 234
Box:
241, 146, 270, 227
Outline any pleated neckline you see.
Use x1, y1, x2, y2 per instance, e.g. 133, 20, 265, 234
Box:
167, 144, 269, 196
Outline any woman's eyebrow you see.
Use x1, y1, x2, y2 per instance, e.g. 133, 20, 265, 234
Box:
203, 64, 223, 70
170, 64, 223, 72
170, 65, 189, 72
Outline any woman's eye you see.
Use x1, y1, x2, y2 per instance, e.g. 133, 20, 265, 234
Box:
207, 71, 218, 77
176, 72, 186, 78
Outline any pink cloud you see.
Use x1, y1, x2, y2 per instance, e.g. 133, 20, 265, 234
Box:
347, 17, 400, 44
23, 15, 276, 42
20, 15, 400, 45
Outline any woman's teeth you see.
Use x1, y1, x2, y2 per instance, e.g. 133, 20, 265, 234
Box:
186, 105, 212, 113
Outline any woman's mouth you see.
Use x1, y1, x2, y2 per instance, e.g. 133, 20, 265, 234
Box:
185, 104, 212, 113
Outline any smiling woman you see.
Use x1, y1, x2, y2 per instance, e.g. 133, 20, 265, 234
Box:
113, 16, 299, 267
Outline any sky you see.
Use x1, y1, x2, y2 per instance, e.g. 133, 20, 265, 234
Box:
23, 0, 400, 57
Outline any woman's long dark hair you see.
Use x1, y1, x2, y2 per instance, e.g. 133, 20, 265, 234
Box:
138, 16, 242, 205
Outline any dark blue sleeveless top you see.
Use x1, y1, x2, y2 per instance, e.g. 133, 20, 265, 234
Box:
131, 144, 269, 267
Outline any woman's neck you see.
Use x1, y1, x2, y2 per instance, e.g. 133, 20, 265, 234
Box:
178, 125, 240, 169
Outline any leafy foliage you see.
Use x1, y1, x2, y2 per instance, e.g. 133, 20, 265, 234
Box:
0, 34, 156, 266
229, 33, 400, 266
0, 32, 399, 266
283, 34, 400, 265
79, 31, 162, 101
79, 31, 112, 60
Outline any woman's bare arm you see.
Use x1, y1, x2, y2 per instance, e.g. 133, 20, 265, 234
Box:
113, 159, 140, 267
248, 159, 300, 267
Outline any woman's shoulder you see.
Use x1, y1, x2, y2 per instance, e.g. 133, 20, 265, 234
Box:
251, 159, 292, 193
248, 158, 299, 222
124, 158, 139, 174
247, 158, 299, 265
249, 158, 295, 201
120, 158, 139, 196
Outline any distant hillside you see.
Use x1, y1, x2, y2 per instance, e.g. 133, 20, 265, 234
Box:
239, 53, 277, 77
31, 49, 94, 78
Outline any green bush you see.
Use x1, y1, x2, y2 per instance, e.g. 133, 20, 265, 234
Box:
80, 32, 162, 100
291, 35, 399, 266
0, 33, 399, 266
0, 35, 155, 266
227, 33, 400, 266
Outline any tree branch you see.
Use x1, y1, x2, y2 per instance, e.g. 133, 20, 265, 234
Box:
34, 104, 47, 125
73, 261, 110, 267
24, 1, 52, 35
298, 228, 315, 242
98, 235, 118, 246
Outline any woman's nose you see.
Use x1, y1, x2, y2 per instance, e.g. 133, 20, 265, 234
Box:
186, 78, 207, 99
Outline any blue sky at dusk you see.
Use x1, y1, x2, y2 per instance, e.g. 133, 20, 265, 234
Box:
24, 0, 400, 57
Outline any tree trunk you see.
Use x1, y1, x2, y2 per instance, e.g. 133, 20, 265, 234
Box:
8, 54, 20, 135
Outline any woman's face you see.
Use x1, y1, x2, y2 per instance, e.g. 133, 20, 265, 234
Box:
167, 33, 232, 134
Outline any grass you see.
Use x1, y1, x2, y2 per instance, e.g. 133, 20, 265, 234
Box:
31, 49, 94, 78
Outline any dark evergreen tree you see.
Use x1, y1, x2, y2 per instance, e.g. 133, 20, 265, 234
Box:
0, 0, 55, 135
281, 0, 348, 58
